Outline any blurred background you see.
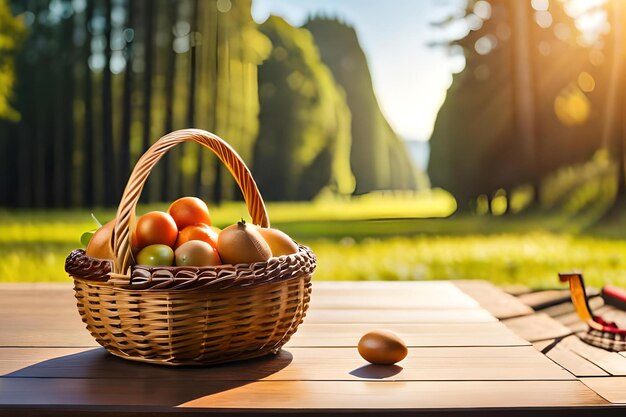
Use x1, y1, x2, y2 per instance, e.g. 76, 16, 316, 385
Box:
1, 0, 626, 287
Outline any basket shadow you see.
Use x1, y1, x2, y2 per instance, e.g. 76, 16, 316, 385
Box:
4, 347, 293, 406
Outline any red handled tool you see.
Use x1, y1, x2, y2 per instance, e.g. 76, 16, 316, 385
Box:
558, 272, 626, 351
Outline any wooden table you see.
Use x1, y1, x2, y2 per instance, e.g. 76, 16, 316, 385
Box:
0, 281, 623, 416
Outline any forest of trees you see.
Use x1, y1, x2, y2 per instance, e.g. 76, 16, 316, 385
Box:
7, 0, 621, 213
0, 0, 421, 209
429, 0, 626, 212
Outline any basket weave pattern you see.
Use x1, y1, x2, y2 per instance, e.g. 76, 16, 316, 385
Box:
66, 129, 315, 366
582, 328, 626, 352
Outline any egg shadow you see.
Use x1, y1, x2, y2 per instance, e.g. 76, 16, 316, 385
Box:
349, 363, 403, 379
2, 347, 293, 407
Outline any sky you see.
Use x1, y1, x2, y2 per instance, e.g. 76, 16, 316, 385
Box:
251, 0, 467, 142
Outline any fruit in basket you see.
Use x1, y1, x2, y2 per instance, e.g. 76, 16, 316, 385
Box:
132, 211, 178, 249
256, 227, 298, 257
358, 330, 408, 365
136, 244, 175, 266
175, 240, 221, 266
218, 219, 272, 264
175, 223, 219, 250
168, 197, 212, 229
86, 219, 115, 260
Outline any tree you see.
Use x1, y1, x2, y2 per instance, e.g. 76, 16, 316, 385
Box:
0, 0, 24, 121
305, 17, 424, 194
102, 0, 115, 206
254, 16, 355, 200
120, 0, 134, 195
209, 0, 270, 203
599, 0, 626, 200
428, 0, 601, 210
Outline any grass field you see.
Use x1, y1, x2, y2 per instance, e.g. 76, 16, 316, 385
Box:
2, 189, 626, 289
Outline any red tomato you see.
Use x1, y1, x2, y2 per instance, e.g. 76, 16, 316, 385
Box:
174, 223, 219, 250
168, 197, 212, 229
132, 211, 178, 250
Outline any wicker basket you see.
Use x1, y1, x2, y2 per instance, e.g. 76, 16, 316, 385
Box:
65, 129, 315, 366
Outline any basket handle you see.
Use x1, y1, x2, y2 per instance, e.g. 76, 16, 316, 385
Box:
111, 129, 269, 277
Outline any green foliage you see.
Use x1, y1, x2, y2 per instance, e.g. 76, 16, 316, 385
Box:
0, 0, 25, 121
0, 0, 271, 207
429, 1, 605, 207
208, 0, 272, 197
541, 150, 617, 211
5, 197, 626, 289
254, 16, 355, 200
0, 192, 453, 282
304, 18, 425, 194
312, 233, 626, 289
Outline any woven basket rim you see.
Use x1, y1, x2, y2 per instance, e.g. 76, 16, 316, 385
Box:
66, 243, 316, 292
72, 271, 312, 294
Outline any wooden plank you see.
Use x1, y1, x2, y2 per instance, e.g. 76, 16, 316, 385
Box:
0, 348, 92, 375
0, 283, 618, 413
1, 283, 479, 312
0, 346, 572, 381
553, 309, 612, 334
288, 322, 530, 347
0, 330, 97, 348
0, 288, 76, 306
500, 284, 532, 296
0, 283, 70, 290
557, 336, 626, 376
454, 280, 534, 319
581, 377, 626, 404
0, 283, 481, 317
0, 309, 496, 328
309, 288, 480, 310
541, 297, 604, 319
533, 340, 609, 377
518, 290, 574, 311
0, 289, 82, 343
0, 379, 607, 408
179, 380, 608, 409
0, 308, 495, 349
504, 313, 573, 342
304, 308, 496, 324
1, 322, 530, 350
312, 281, 459, 291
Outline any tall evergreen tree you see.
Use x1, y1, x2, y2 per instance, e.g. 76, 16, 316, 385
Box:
429, 0, 600, 210
254, 16, 354, 200
305, 18, 423, 194
0, 0, 24, 121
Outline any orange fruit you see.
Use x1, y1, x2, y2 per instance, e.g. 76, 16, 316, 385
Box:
86, 219, 116, 260
168, 197, 212, 230
132, 211, 178, 250
175, 240, 221, 266
174, 223, 219, 250
256, 227, 298, 257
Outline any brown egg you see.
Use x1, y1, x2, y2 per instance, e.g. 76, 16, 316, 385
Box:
358, 330, 408, 365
